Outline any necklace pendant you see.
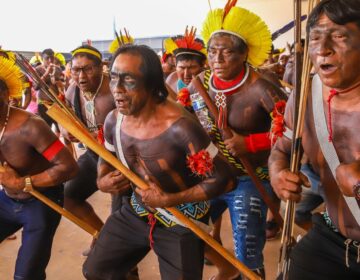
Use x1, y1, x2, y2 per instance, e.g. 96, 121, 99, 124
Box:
85, 101, 95, 115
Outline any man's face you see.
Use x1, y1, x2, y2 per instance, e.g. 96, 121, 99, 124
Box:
71, 56, 102, 93
176, 59, 203, 85
42, 54, 54, 67
110, 53, 148, 116
207, 35, 247, 81
309, 14, 360, 89
162, 55, 175, 75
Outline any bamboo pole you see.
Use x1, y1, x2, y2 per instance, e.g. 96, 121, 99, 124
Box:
46, 103, 260, 280
0, 166, 99, 237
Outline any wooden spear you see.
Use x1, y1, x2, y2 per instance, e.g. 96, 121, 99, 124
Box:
191, 77, 284, 228
46, 103, 260, 280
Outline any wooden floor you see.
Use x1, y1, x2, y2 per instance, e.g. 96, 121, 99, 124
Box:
0, 191, 305, 280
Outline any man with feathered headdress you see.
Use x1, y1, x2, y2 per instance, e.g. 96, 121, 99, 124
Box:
189, 0, 287, 278
0, 56, 78, 279
165, 26, 207, 109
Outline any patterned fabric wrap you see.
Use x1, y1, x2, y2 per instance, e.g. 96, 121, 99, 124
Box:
130, 193, 210, 227
202, 69, 269, 180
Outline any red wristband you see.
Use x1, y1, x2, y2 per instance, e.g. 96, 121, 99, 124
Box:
42, 139, 64, 161
244, 132, 271, 153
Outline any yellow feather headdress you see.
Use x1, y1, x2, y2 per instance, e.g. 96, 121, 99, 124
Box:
55, 52, 66, 66
164, 26, 207, 59
0, 56, 24, 98
201, 0, 272, 67
108, 28, 134, 54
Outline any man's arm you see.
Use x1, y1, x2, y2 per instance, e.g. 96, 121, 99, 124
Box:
0, 116, 78, 191
137, 154, 235, 208
96, 109, 131, 195
268, 92, 308, 202
97, 158, 131, 195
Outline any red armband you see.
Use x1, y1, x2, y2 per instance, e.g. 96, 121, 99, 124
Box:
245, 132, 271, 153
42, 139, 65, 161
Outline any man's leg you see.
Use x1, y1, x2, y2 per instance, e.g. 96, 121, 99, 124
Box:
289, 213, 360, 280
83, 200, 150, 280
64, 150, 103, 231
227, 177, 272, 278
15, 189, 62, 280
154, 225, 205, 280
0, 191, 22, 242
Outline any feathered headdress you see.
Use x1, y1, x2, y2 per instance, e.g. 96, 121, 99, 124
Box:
164, 26, 207, 59
55, 52, 66, 67
201, 0, 272, 67
29, 52, 42, 66
108, 28, 134, 54
0, 56, 24, 98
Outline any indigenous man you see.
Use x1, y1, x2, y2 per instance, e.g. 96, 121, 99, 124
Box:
62, 45, 115, 233
34, 48, 63, 128
269, 0, 360, 279
83, 44, 235, 280
165, 26, 207, 108
0, 57, 78, 280
190, 2, 287, 278
161, 52, 176, 80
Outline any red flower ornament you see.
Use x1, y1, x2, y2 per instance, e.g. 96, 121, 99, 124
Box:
187, 149, 214, 177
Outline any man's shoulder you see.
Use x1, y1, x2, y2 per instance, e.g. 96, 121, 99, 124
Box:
65, 82, 78, 99
10, 108, 48, 132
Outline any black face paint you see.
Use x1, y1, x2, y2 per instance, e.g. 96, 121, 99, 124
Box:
110, 72, 141, 90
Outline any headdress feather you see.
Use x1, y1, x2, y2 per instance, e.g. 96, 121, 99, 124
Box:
0, 57, 24, 98
108, 28, 134, 54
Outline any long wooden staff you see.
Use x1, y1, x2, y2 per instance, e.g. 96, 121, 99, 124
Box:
0, 166, 99, 237
46, 103, 260, 280
191, 77, 284, 228
278, 1, 319, 278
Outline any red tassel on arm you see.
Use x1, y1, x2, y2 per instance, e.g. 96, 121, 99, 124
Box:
97, 125, 105, 145
270, 100, 287, 144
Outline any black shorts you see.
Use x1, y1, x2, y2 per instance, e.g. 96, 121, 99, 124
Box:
64, 149, 98, 201
287, 213, 360, 280
83, 198, 205, 280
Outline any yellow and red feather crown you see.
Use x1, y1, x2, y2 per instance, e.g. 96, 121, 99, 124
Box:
202, 0, 272, 67
164, 26, 207, 58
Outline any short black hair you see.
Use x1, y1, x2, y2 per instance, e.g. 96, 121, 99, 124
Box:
41, 48, 54, 57
175, 53, 206, 66
307, 0, 360, 34
208, 33, 248, 54
71, 45, 102, 66
111, 44, 168, 103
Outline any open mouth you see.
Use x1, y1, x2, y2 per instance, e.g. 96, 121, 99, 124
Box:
319, 63, 337, 74
115, 96, 129, 108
